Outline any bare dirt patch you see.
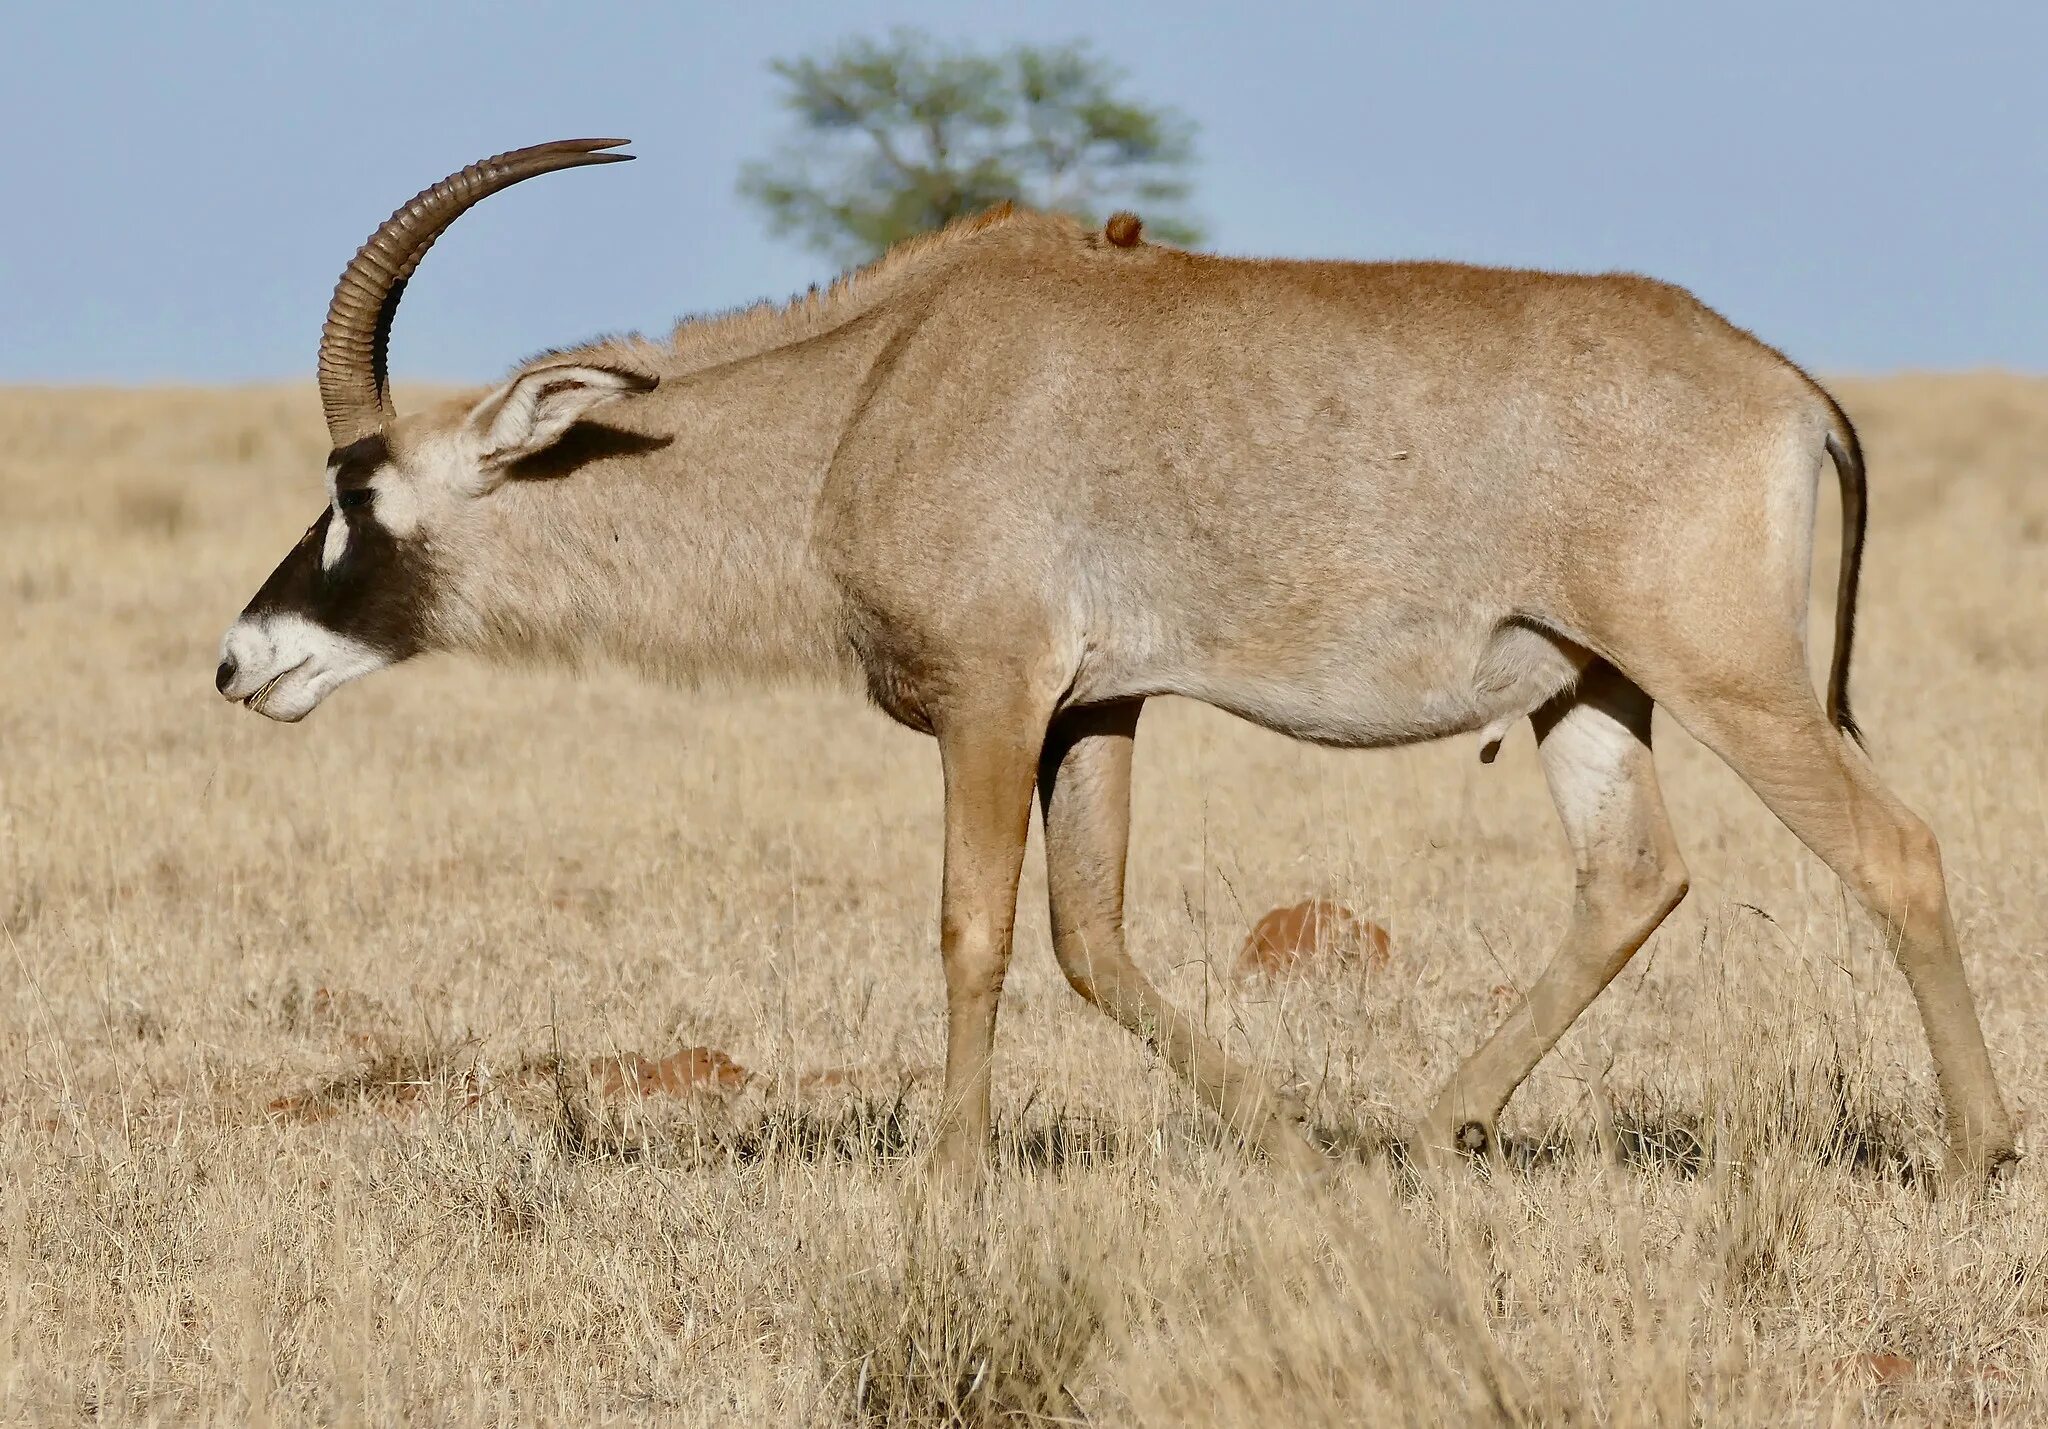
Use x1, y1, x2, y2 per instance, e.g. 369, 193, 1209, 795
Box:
588, 1045, 750, 1098
1235, 898, 1392, 978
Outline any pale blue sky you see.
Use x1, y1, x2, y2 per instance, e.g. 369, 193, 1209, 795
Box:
3, 2, 2043, 383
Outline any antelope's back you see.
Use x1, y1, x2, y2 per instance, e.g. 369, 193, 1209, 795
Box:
821, 222, 1828, 736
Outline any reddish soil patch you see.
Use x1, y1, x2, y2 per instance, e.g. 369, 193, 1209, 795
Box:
1832, 1353, 2012, 1389
266, 1086, 422, 1125
266, 1062, 429, 1124
1236, 900, 1391, 978
1835, 1353, 1916, 1386
266, 1093, 332, 1124
795, 1067, 861, 1090
588, 1047, 749, 1098
274, 1044, 777, 1125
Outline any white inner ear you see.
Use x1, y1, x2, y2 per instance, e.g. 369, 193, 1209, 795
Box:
472, 365, 651, 468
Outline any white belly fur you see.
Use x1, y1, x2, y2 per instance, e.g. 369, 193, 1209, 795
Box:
1089, 613, 1588, 751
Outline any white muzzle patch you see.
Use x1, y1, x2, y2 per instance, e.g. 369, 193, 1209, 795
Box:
216, 613, 393, 722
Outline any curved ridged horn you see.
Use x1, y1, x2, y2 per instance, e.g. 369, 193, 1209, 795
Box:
316, 138, 634, 448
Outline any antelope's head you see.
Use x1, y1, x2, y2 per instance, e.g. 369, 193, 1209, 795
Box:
216, 139, 657, 721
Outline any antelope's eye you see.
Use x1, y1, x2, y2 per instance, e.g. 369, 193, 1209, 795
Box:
336, 487, 373, 511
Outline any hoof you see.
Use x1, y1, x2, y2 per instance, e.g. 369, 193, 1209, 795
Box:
1408, 1118, 1496, 1173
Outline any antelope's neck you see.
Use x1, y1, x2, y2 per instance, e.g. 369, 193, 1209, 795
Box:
435, 332, 882, 691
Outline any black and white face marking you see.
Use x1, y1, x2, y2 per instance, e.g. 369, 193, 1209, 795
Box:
215, 364, 656, 722
215, 435, 437, 721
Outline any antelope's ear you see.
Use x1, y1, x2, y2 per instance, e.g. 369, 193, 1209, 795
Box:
467, 364, 659, 470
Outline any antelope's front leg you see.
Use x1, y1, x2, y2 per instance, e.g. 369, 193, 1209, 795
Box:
928, 696, 1047, 1174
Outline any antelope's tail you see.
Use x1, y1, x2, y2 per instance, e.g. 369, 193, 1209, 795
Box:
1821, 399, 1868, 747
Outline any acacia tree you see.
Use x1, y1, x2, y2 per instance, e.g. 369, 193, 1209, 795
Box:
740, 30, 1203, 263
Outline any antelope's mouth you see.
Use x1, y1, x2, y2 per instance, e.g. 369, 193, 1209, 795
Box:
233, 653, 312, 719
243, 665, 300, 714
217, 614, 400, 723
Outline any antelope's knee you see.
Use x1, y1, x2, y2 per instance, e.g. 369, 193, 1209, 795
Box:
940, 909, 1014, 996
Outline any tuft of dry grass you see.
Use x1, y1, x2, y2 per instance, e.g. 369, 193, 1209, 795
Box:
0, 377, 2044, 1423
806, 1187, 1106, 1426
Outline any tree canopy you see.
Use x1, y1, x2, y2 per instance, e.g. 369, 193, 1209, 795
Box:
740, 30, 1203, 264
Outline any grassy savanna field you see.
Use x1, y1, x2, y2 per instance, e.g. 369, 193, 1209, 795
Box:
0, 377, 2044, 1424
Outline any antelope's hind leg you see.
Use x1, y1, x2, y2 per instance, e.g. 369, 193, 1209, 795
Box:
1656, 679, 2017, 1186
1421, 663, 1689, 1163
1038, 700, 1325, 1173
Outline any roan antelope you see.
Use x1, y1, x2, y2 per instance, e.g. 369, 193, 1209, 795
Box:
217, 139, 2017, 1186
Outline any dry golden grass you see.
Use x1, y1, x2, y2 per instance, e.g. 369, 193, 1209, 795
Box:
0, 376, 2044, 1424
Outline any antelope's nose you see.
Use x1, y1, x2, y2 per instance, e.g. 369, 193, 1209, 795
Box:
215, 656, 238, 695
